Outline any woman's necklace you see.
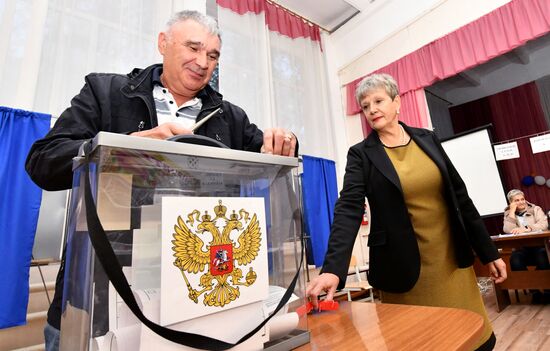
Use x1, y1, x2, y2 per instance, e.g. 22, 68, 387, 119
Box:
381, 125, 407, 147
399, 124, 407, 144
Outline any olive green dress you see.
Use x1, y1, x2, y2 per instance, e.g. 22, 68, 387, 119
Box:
381, 140, 492, 349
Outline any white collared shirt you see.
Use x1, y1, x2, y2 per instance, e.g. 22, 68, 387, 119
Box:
153, 85, 202, 129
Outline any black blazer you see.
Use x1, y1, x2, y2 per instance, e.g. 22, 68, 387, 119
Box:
321, 122, 499, 293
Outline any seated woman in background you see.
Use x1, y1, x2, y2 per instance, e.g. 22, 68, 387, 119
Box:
503, 189, 550, 303
503, 189, 547, 234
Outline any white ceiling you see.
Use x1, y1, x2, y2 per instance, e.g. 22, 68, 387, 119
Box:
272, 0, 386, 33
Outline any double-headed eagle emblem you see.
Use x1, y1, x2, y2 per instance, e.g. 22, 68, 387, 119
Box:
171, 200, 261, 307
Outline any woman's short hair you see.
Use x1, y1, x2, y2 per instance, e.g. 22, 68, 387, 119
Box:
166, 10, 221, 43
355, 73, 400, 104
506, 189, 524, 203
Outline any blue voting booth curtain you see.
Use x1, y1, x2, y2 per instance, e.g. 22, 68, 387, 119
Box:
301, 155, 338, 267
0, 106, 50, 329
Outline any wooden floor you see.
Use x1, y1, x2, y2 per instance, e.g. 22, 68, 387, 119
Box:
483, 288, 550, 351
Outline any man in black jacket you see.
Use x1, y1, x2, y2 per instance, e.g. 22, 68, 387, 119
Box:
26, 10, 297, 351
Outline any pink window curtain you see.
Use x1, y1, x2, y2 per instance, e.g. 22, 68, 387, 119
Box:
216, 0, 321, 44
400, 89, 429, 128
346, 0, 550, 117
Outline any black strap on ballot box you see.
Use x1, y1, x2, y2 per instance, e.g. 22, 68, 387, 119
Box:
84, 167, 304, 350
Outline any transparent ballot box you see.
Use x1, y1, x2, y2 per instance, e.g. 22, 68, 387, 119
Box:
59, 132, 309, 351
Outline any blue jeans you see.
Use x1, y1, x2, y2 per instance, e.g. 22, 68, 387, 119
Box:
510, 246, 550, 271
44, 323, 60, 351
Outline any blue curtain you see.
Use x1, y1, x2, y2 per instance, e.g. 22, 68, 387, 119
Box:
301, 155, 338, 267
0, 106, 50, 329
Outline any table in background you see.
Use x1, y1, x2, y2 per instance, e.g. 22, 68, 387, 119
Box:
294, 301, 484, 351
474, 230, 550, 311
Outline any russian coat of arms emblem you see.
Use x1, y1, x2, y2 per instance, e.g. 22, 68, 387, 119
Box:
171, 200, 261, 308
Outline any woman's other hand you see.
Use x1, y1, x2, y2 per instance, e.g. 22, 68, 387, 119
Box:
508, 202, 517, 217
487, 258, 507, 283
305, 273, 339, 310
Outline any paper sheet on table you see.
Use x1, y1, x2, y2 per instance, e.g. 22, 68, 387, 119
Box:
495, 230, 543, 238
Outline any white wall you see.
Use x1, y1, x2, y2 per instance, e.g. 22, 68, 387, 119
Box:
335, 0, 511, 84
320, 33, 355, 187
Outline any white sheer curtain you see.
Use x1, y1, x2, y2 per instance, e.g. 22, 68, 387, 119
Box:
217, 6, 336, 159
0, 0, 195, 117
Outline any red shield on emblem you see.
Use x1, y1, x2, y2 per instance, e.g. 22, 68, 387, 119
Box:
210, 244, 234, 276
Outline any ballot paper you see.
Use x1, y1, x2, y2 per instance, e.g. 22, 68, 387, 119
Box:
135, 289, 266, 350
264, 285, 300, 315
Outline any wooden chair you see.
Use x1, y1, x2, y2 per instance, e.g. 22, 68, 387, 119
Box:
342, 255, 374, 302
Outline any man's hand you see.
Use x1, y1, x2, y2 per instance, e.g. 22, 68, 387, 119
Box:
487, 258, 507, 284
130, 122, 192, 139
305, 273, 339, 310
261, 128, 297, 157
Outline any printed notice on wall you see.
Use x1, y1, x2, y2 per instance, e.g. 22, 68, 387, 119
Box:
530, 134, 550, 154
494, 142, 520, 161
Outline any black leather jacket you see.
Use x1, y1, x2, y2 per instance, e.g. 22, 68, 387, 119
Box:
25, 64, 265, 330
26, 63, 264, 191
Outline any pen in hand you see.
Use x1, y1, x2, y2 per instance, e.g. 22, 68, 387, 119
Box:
190, 107, 221, 132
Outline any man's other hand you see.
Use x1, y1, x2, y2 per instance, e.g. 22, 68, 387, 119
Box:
130, 122, 192, 139
262, 128, 297, 157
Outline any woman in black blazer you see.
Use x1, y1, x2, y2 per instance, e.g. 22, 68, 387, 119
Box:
306, 73, 506, 350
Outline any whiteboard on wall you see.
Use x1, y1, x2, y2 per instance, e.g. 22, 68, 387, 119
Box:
441, 127, 507, 217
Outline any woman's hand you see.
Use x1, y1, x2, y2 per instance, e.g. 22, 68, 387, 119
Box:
487, 258, 507, 283
508, 202, 517, 217
305, 273, 339, 310
510, 226, 529, 234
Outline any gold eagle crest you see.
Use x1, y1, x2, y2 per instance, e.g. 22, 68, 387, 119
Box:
171, 200, 261, 307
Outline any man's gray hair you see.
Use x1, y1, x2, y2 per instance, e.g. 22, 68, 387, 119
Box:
506, 189, 524, 203
166, 10, 221, 42
355, 73, 400, 104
